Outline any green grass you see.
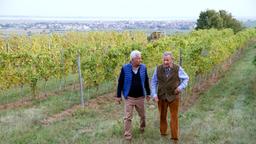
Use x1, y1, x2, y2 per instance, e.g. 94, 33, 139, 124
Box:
0, 78, 116, 144
0, 44, 256, 144
180, 44, 256, 144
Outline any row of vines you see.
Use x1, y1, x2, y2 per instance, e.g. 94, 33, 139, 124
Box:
0, 28, 256, 96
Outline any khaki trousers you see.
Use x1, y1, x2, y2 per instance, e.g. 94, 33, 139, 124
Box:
124, 96, 145, 140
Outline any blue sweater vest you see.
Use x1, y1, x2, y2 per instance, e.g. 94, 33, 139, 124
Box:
122, 63, 146, 99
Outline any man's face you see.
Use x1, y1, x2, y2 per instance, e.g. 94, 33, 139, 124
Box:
163, 55, 173, 67
132, 55, 142, 67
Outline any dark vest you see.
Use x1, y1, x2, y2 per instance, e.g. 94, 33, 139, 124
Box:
157, 64, 180, 102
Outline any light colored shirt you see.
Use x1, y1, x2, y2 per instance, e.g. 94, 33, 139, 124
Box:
132, 66, 139, 74
151, 66, 189, 97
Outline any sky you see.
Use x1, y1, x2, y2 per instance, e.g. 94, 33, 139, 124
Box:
0, 0, 255, 20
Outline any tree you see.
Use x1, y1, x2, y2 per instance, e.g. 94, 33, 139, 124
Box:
196, 9, 243, 33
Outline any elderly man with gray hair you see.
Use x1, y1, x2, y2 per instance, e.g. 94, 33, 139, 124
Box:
151, 51, 189, 143
116, 50, 151, 142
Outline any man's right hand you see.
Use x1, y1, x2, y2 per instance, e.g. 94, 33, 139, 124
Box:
115, 97, 122, 104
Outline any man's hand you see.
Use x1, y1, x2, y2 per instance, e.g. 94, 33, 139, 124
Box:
153, 96, 159, 102
115, 97, 122, 104
174, 87, 181, 95
146, 96, 151, 102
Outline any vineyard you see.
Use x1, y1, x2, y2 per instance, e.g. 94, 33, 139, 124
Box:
0, 28, 256, 143
1, 29, 256, 95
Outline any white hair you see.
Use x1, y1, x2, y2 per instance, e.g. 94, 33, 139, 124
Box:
130, 50, 141, 60
163, 51, 173, 58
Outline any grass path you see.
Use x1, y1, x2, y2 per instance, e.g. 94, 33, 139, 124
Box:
180, 44, 256, 144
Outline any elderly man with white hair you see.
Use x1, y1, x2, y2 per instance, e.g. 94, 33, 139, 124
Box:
116, 50, 151, 142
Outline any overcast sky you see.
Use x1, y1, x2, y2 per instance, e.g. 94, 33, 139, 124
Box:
0, 0, 255, 20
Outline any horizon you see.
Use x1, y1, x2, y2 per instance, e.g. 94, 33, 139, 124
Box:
0, 15, 198, 21
0, 15, 256, 22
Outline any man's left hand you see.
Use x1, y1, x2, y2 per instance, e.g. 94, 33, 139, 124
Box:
174, 88, 181, 95
146, 96, 151, 102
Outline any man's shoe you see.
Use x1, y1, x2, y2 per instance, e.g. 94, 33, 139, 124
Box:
124, 139, 132, 144
171, 138, 179, 144
161, 133, 168, 136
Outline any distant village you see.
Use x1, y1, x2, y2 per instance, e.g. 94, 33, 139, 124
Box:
0, 20, 196, 37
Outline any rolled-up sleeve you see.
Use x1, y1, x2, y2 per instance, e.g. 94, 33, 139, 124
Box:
177, 66, 189, 91
151, 68, 158, 97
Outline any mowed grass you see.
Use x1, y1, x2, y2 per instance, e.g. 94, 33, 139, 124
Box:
0, 44, 256, 144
